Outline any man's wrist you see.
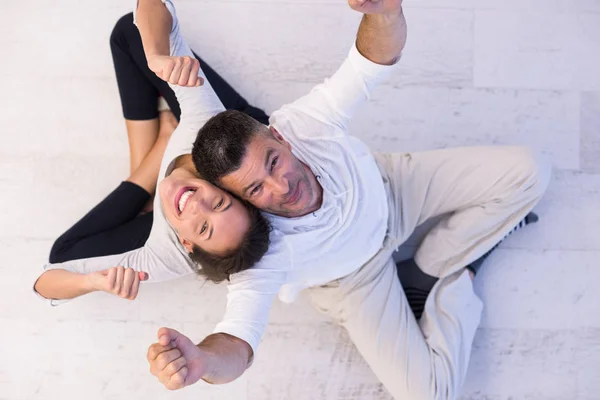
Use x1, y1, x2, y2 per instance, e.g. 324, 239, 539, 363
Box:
363, 7, 404, 25
196, 343, 218, 384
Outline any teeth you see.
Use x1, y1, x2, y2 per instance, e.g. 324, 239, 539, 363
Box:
178, 190, 195, 213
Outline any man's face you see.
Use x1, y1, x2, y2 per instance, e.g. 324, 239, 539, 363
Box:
220, 127, 321, 218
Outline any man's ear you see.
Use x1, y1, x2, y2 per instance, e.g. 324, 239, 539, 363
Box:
180, 237, 195, 253
269, 126, 291, 150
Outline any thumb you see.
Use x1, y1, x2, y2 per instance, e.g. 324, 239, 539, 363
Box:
157, 327, 181, 346
139, 271, 149, 281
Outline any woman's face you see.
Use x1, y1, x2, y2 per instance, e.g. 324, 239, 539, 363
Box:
159, 168, 250, 255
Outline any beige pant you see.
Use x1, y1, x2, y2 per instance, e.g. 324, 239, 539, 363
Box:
309, 146, 551, 400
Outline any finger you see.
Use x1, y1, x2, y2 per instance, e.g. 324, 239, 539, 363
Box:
139, 271, 149, 281
113, 266, 125, 294
128, 270, 141, 300
156, 57, 174, 82
157, 327, 182, 346
166, 366, 188, 390
147, 342, 175, 363
168, 58, 184, 85
154, 348, 182, 374
177, 57, 192, 86
105, 267, 117, 291
120, 268, 135, 298
187, 59, 200, 87
162, 355, 187, 379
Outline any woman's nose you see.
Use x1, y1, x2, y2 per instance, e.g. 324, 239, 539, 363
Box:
187, 195, 209, 215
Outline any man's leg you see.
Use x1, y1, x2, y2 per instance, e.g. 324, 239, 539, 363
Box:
309, 250, 482, 400
378, 146, 551, 279
310, 146, 551, 399
399, 211, 539, 319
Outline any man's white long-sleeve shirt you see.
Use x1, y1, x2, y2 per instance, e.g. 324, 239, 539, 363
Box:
36, 0, 397, 358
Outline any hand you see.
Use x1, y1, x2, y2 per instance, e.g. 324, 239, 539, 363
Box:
348, 0, 403, 15
86, 266, 148, 300
147, 54, 204, 87
147, 327, 208, 390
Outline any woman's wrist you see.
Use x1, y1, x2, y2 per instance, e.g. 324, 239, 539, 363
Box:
81, 272, 99, 294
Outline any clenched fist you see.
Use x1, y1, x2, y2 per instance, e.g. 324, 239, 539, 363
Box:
147, 54, 204, 87
348, 0, 403, 15
147, 327, 208, 390
86, 266, 148, 300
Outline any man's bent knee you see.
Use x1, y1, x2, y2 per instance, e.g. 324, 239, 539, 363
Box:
511, 146, 552, 201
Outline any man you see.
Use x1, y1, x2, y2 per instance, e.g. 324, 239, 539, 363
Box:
140, 0, 551, 398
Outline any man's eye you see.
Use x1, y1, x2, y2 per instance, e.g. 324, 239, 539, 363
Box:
250, 184, 262, 196
270, 157, 279, 171
200, 222, 208, 234
214, 198, 224, 209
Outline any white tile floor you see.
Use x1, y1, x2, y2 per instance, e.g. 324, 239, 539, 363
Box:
1, 1, 599, 399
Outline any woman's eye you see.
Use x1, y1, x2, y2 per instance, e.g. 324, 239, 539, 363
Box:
271, 157, 279, 171
215, 198, 224, 209
200, 222, 208, 235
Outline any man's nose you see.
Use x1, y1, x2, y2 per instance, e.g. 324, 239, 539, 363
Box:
266, 175, 289, 196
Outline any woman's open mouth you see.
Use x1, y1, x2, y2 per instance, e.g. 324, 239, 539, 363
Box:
174, 187, 196, 215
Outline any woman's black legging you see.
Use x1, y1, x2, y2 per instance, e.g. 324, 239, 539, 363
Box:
49, 13, 269, 264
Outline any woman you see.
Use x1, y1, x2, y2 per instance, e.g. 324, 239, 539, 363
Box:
34, 12, 272, 303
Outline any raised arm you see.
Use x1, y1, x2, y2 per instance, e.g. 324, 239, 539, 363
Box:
134, 0, 225, 177
352, 0, 406, 65
147, 328, 252, 389
277, 0, 406, 133
146, 264, 286, 389
136, 0, 203, 88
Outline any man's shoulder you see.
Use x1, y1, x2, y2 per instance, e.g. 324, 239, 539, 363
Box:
246, 228, 292, 272
270, 105, 346, 144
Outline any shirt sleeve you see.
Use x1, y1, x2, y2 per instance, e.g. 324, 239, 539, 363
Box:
134, 0, 226, 176
34, 246, 194, 306
212, 267, 285, 362
277, 43, 399, 135
211, 233, 290, 362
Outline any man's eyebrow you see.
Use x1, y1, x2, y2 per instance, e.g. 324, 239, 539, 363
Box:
242, 149, 274, 195
263, 148, 274, 170
243, 180, 259, 195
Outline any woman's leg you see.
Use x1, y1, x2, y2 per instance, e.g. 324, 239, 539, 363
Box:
110, 13, 164, 174
49, 115, 176, 264
50, 102, 178, 263
124, 119, 159, 175
49, 182, 153, 263
128, 110, 177, 196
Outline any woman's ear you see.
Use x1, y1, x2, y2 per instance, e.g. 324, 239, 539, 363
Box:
180, 238, 195, 253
